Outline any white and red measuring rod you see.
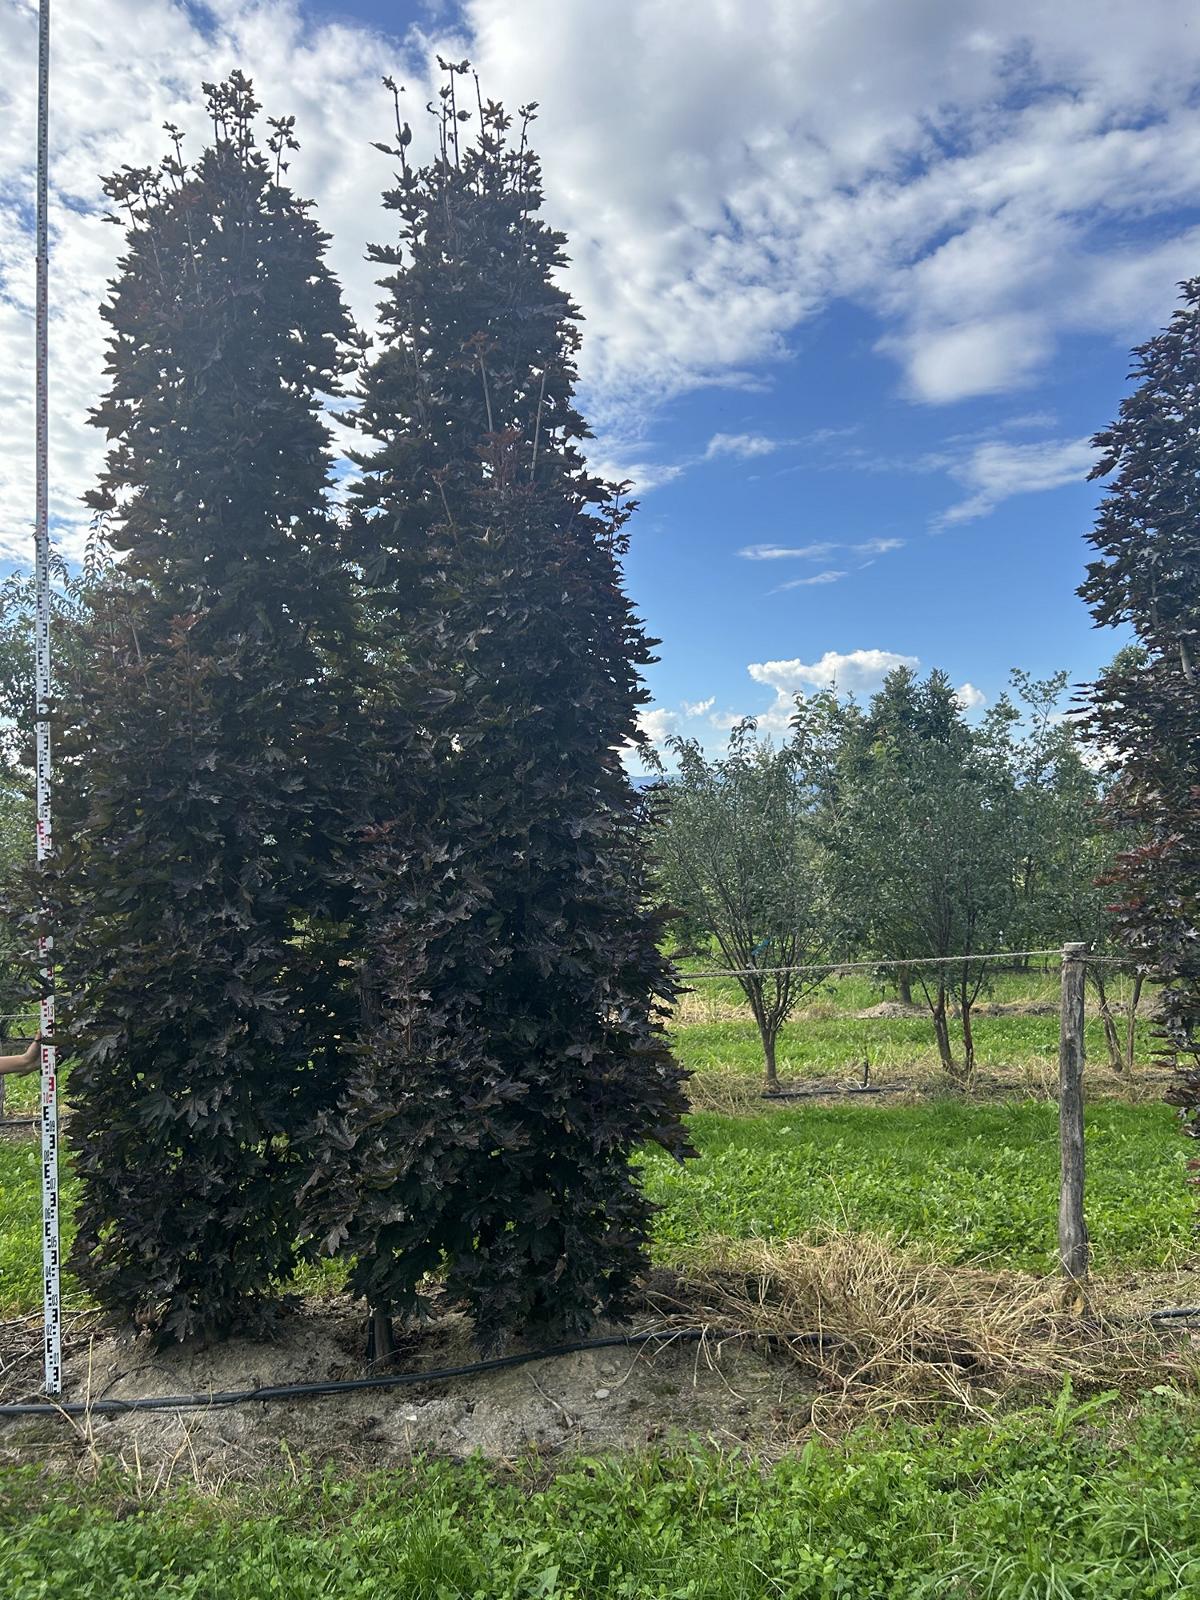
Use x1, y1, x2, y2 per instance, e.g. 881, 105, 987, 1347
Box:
34, 0, 61, 1397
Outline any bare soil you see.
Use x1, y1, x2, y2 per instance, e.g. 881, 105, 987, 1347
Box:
0, 1290, 814, 1477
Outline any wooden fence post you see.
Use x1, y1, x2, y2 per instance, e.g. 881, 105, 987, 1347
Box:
1058, 942, 1089, 1284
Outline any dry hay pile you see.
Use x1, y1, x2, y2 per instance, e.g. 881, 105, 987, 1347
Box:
645, 1234, 1182, 1429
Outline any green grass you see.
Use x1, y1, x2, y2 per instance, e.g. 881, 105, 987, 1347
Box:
643, 1099, 1193, 1273
2, 1098, 1191, 1317
4, 1395, 1200, 1596
671, 1010, 1157, 1079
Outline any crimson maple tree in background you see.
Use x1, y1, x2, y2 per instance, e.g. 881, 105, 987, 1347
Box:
1080, 279, 1200, 1137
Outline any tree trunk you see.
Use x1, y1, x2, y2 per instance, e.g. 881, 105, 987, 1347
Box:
1091, 970, 1124, 1073
367, 1302, 396, 1365
1058, 945, 1089, 1286
932, 986, 958, 1078
761, 1028, 780, 1093
1125, 973, 1144, 1073
960, 989, 976, 1078
897, 966, 913, 1007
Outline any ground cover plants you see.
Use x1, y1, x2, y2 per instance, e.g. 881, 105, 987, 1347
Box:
4, 1396, 1200, 1598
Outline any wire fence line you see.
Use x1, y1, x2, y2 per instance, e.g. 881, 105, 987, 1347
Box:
682, 947, 1086, 982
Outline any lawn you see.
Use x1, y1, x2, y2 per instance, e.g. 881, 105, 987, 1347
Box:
3, 1395, 1200, 1597
643, 1099, 1193, 1272
669, 958, 1157, 1081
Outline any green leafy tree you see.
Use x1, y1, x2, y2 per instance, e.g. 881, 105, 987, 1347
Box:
1079, 280, 1200, 1120
0, 546, 111, 1019
652, 721, 834, 1091
812, 668, 1022, 1081
49, 76, 360, 1340
304, 69, 690, 1350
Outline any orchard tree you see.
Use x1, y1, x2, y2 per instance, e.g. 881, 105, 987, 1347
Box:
652, 721, 835, 1092
305, 69, 690, 1350
816, 668, 1021, 1081
1080, 279, 1200, 1123
50, 77, 360, 1340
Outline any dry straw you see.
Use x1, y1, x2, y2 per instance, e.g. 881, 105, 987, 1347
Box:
644, 1233, 1183, 1431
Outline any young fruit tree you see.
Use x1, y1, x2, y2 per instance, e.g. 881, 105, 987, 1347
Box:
304, 69, 691, 1351
1079, 279, 1200, 1127
651, 720, 834, 1092
808, 668, 1021, 1082
48, 77, 361, 1340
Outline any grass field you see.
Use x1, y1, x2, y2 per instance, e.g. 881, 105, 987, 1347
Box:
4, 1396, 1200, 1597
644, 1098, 1193, 1273
670, 959, 1156, 1082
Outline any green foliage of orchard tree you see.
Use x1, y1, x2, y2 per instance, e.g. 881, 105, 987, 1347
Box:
48, 76, 361, 1341
1079, 279, 1200, 1119
304, 68, 691, 1350
806, 668, 1022, 1081
994, 669, 1144, 1071
0, 549, 111, 1018
652, 721, 835, 1092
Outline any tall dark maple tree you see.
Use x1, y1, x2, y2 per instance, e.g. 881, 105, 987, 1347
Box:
54, 76, 361, 1340
1080, 278, 1200, 1140
306, 67, 691, 1349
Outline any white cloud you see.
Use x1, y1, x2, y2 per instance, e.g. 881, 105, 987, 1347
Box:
715, 647, 918, 735
739, 541, 840, 561
468, 0, 1200, 421
7, 0, 1200, 558
704, 432, 780, 460
681, 695, 715, 716
749, 649, 919, 699
939, 436, 1097, 525
636, 706, 676, 746
956, 681, 987, 710
1, 0, 418, 560
853, 537, 905, 556
740, 537, 904, 563
772, 569, 847, 591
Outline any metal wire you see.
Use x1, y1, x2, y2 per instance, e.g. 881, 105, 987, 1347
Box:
685, 948, 1067, 981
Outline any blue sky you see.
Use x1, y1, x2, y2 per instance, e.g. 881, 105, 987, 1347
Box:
5, 0, 1199, 745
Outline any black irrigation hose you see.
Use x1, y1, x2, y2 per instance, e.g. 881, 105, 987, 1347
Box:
0, 1327, 836, 1420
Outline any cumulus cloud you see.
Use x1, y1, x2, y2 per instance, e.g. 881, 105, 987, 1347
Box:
711, 647, 917, 735
956, 682, 988, 710
8, 0, 1200, 558
636, 706, 677, 746
938, 436, 1097, 525
749, 649, 919, 700
681, 695, 715, 716
469, 0, 1200, 424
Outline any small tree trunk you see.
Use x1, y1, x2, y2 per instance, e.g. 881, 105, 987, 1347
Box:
1091, 969, 1124, 1073
960, 986, 976, 1078
1058, 944, 1089, 1288
897, 966, 913, 1007
932, 985, 958, 1077
1125, 972, 1144, 1073
367, 1301, 396, 1365
761, 1028, 780, 1093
